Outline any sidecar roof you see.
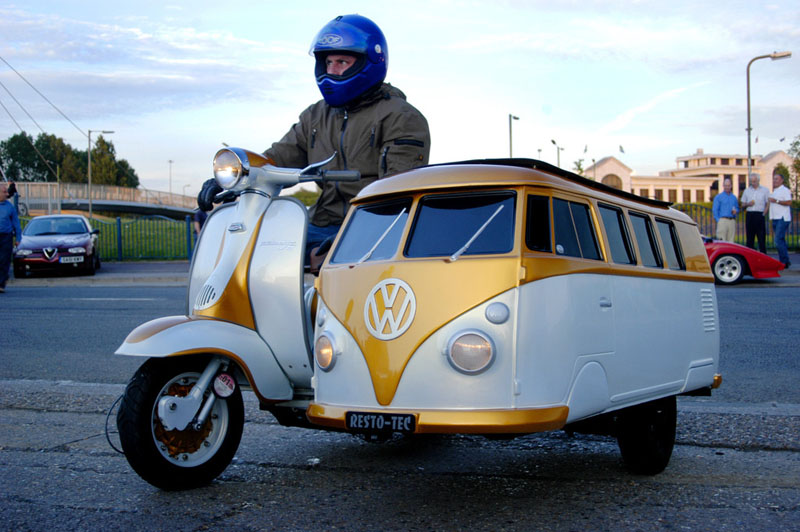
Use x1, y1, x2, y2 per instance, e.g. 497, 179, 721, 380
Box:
354, 158, 671, 209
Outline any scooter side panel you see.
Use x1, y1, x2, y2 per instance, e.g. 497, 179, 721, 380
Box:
249, 198, 313, 386
115, 316, 293, 402
187, 204, 237, 312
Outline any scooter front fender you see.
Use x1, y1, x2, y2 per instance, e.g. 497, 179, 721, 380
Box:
115, 315, 293, 402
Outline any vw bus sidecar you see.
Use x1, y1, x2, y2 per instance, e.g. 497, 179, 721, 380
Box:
307, 158, 721, 475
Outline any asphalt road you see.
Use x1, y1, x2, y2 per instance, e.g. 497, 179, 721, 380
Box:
0, 281, 798, 531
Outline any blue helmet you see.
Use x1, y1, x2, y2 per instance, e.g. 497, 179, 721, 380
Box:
311, 14, 388, 107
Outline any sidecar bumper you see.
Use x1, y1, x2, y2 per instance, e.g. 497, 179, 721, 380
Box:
306, 403, 569, 434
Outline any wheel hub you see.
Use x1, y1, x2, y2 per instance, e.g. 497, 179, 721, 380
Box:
152, 382, 213, 457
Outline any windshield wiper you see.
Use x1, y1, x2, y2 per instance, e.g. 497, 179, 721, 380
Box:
356, 208, 407, 265
448, 205, 504, 263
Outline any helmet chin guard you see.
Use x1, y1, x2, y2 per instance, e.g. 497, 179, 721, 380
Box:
311, 14, 388, 107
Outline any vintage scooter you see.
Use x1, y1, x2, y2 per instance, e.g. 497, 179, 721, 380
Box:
114, 148, 357, 490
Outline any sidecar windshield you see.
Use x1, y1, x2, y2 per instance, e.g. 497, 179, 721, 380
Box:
405, 191, 516, 258
331, 198, 412, 264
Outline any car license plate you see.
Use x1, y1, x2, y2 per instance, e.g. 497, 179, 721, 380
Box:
346, 411, 416, 434
60, 256, 84, 263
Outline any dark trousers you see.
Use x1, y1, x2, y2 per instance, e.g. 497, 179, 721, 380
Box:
745, 211, 766, 253
0, 232, 12, 288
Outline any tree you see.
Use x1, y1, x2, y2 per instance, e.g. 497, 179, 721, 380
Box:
0, 132, 138, 187
33, 134, 74, 182
0, 132, 38, 181
572, 158, 585, 177
116, 159, 140, 188
90, 135, 118, 185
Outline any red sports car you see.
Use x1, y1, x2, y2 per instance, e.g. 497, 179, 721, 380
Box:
703, 236, 785, 284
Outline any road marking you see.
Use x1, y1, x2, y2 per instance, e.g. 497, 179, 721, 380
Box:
69, 298, 163, 301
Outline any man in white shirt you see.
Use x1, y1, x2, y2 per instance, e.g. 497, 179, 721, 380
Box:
740, 172, 770, 252
768, 169, 792, 269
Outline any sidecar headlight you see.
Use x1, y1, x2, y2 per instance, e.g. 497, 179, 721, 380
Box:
447, 331, 495, 375
213, 148, 249, 190
315, 333, 338, 371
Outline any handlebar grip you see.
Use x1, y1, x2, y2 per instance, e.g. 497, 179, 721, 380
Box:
322, 170, 361, 182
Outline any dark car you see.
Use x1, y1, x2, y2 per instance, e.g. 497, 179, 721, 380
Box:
703, 236, 784, 284
13, 215, 101, 277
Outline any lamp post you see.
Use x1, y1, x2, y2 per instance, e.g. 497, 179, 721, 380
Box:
550, 139, 564, 168
746, 51, 791, 178
508, 114, 519, 157
87, 129, 114, 219
168, 159, 174, 196
46, 160, 61, 214
182, 183, 190, 196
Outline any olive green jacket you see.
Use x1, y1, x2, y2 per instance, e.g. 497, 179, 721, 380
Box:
265, 83, 430, 227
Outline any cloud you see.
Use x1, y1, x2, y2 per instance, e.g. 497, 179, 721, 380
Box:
0, 7, 307, 126
597, 82, 709, 134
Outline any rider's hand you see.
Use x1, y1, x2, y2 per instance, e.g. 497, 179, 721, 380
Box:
197, 179, 223, 212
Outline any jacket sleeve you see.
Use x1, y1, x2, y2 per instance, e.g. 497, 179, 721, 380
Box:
378, 108, 431, 178
263, 105, 313, 169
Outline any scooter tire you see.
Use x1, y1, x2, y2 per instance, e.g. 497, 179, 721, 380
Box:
116, 356, 244, 490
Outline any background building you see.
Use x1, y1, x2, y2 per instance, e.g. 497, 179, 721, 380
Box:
584, 149, 793, 202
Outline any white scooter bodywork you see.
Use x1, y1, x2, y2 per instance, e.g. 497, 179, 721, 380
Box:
116, 193, 311, 404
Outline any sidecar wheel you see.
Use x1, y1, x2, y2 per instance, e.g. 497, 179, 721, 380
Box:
616, 395, 676, 475
116, 356, 244, 490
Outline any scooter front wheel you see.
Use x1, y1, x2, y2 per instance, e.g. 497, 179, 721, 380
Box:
117, 356, 244, 490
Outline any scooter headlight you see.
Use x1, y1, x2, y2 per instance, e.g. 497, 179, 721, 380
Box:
213, 148, 250, 190
446, 330, 495, 375
315, 333, 338, 371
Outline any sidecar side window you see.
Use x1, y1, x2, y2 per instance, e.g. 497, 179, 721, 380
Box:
405, 191, 516, 258
330, 198, 412, 264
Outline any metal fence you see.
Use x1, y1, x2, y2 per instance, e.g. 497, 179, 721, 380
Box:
21, 215, 197, 261
17, 204, 798, 261
12, 182, 196, 216
673, 203, 799, 250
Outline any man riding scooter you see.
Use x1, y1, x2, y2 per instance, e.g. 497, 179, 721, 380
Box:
199, 14, 431, 267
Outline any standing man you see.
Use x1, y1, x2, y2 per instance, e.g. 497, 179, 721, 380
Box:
0, 182, 22, 293
712, 177, 739, 242
740, 172, 770, 252
768, 169, 792, 269
264, 14, 430, 264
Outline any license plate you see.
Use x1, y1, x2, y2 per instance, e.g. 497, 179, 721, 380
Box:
60, 256, 84, 263
346, 411, 416, 434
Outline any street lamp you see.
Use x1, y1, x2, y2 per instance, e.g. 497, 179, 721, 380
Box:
46, 160, 61, 214
168, 160, 174, 196
87, 129, 114, 219
508, 114, 519, 157
551, 139, 564, 168
182, 183, 191, 196
746, 51, 792, 178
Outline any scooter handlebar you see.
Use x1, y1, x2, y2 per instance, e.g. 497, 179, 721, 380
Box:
320, 170, 361, 182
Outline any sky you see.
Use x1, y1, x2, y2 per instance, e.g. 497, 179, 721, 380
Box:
0, 0, 798, 196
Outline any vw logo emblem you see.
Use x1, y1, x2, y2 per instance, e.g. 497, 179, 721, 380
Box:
364, 278, 416, 341
318, 33, 343, 46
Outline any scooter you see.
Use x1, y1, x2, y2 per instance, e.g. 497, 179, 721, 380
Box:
114, 148, 358, 490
